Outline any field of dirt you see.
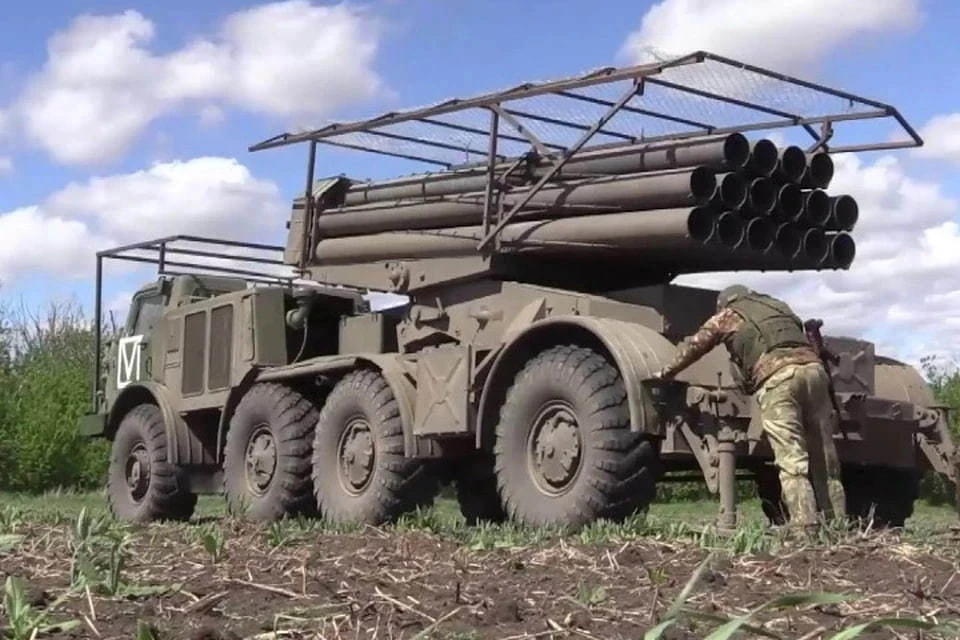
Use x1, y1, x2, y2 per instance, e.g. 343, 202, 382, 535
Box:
3, 504, 960, 640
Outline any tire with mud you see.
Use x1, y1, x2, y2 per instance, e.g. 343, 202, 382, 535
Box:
493, 344, 661, 528
107, 404, 197, 523
754, 463, 917, 529
454, 453, 507, 525
222, 382, 319, 521
843, 464, 917, 528
311, 369, 437, 525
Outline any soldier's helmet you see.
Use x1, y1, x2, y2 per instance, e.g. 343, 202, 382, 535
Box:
716, 284, 751, 310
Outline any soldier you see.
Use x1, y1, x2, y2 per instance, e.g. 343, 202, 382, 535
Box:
653, 284, 845, 530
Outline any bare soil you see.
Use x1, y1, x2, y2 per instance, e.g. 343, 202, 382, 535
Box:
3, 519, 960, 639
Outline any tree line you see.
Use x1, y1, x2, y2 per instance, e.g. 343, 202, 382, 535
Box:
1, 297, 958, 505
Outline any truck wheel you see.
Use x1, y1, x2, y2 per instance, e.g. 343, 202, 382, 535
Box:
493, 344, 660, 528
107, 404, 197, 523
311, 369, 437, 525
454, 453, 507, 525
222, 382, 318, 521
844, 465, 916, 528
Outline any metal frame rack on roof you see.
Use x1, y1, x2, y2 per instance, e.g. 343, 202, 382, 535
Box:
90, 235, 296, 410
248, 49, 922, 252
89, 235, 375, 411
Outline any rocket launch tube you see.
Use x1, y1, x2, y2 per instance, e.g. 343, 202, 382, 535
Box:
798, 190, 831, 226
314, 167, 729, 238
800, 151, 834, 189
743, 216, 774, 253
801, 227, 830, 263
311, 206, 721, 265
746, 178, 777, 215
774, 183, 804, 220
774, 223, 803, 258
825, 194, 858, 231
826, 232, 856, 268
340, 133, 753, 206
715, 212, 746, 249
746, 139, 780, 177
672, 232, 855, 272
775, 146, 808, 183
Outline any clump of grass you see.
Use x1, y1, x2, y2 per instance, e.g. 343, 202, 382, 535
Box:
134, 620, 161, 640
68, 508, 176, 598
191, 523, 226, 563
2, 576, 79, 639
0, 506, 23, 534
642, 552, 960, 639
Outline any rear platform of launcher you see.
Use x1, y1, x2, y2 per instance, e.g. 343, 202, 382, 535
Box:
91, 50, 956, 532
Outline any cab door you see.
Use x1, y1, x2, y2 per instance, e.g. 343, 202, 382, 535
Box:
113, 288, 166, 394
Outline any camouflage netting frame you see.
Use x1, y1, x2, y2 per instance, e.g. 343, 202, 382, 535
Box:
248, 49, 923, 168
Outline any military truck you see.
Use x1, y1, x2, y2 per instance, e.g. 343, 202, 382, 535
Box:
78, 51, 958, 529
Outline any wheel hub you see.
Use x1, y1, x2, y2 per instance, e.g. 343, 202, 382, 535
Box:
528, 402, 583, 495
244, 425, 278, 496
125, 442, 151, 501
338, 418, 375, 494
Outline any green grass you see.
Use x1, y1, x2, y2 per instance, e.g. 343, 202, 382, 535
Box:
2, 489, 956, 551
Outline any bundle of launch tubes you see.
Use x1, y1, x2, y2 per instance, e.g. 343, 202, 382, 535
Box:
304, 132, 858, 274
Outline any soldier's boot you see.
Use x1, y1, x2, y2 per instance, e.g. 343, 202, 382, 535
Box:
825, 477, 847, 523
780, 474, 820, 537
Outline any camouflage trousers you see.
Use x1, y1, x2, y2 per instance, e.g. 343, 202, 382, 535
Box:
756, 362, 846, 526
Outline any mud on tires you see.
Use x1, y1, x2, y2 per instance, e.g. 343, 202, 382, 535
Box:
311, 369, 437, 525
222, 382, 318, 521
493, 344, 661, 528
108, 404, 197, 523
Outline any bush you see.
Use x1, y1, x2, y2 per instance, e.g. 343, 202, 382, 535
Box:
0, 299, 110, 492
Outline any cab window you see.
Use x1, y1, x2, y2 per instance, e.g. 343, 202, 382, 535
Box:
126, 293, 165, 336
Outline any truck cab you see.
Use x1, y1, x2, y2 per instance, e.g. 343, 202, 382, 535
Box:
97, 275, 249, 416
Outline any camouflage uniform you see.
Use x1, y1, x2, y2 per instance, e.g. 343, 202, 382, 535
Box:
657, 286, 846, 527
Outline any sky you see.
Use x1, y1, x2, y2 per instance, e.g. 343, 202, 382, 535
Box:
0, 0, 958, 372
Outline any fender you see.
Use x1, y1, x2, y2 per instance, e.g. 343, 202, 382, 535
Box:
255, 353, 418, 457
107, 382, 198, 466
476, 313, 680, 448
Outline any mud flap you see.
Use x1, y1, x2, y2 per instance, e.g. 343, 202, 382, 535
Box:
640, 378, 691, 435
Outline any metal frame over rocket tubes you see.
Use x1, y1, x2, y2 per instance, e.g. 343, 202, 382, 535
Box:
245, 50, 922, 294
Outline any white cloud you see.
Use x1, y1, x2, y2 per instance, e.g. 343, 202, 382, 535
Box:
0, 156, 288, 284
45, 156, 284, 240
676, 152, 960, 368
913, 113, 960, 165
104, 291, 132, 325
620, 0, 921, 73
0, 206, 108, 283
0, 156, 12, 175
12, 1, 385, 166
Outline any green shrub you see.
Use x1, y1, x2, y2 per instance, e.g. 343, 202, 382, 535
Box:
0, 299, 109, 492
